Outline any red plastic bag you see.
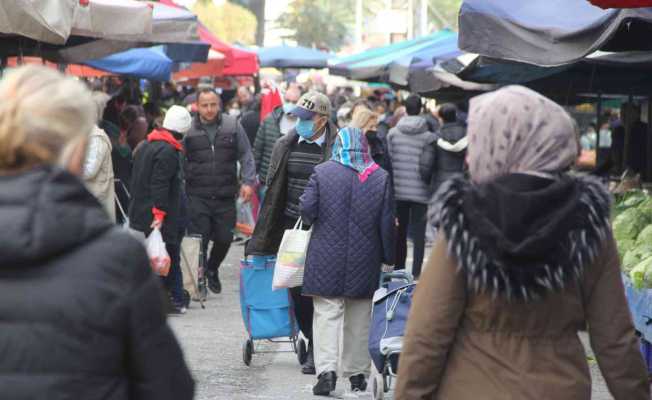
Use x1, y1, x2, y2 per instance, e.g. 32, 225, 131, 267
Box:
146, 228, 171, 276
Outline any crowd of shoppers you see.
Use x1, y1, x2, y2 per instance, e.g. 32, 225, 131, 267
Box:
1, 62, 646, 400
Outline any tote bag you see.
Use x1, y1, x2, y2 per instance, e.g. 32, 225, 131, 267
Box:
272, 218, 311, 290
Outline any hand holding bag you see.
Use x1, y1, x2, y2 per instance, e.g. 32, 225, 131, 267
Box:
272, 218, 311, 290
146, 227, 171, 276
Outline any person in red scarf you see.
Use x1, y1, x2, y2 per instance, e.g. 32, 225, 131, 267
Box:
129, 105, 192, 314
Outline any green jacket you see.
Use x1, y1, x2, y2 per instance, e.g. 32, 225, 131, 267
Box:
253, 107, 284, 182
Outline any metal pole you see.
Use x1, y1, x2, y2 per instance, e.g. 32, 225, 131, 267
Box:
596, 94, 602, 168
420, 0, 428, 35
355, 0, 363, 48
408, 0, 414, 40
624, 93, 634, 172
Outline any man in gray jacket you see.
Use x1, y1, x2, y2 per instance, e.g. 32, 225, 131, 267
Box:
387, 94, 436, 278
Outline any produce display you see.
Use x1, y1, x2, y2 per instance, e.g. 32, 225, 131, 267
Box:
613, 190, 652, 289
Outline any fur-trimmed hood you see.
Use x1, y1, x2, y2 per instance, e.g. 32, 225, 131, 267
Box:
432, 173, 611, 301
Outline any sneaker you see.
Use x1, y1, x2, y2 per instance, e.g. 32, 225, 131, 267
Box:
207, 270, 222, 294
168, 304, 187, 315
301, 347, 315, 375
349, 374, 367, 392
313, 371, 337, 396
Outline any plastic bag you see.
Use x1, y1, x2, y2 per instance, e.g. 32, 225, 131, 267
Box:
146, 228, 171, 277
272, 218, 311, 290
235, 198, 255, 239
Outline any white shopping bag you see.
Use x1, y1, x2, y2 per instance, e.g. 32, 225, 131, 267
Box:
146, 227, 171, 277
272, 218, 311, 290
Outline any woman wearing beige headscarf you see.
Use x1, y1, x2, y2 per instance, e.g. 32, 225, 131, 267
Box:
395, 86, 648, 400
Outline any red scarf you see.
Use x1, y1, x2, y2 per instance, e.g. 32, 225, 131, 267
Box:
147, 128, 183, 151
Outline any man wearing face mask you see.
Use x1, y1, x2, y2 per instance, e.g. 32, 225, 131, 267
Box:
247, 91, 337, 376
253, 86, 301, 184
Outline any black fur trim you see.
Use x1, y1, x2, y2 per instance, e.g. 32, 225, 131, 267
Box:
431, 176, 611, 302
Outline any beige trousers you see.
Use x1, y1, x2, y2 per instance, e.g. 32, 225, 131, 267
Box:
313, 296, 372, 378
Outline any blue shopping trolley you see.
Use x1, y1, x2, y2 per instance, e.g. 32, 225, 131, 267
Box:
239, 255, 307, 366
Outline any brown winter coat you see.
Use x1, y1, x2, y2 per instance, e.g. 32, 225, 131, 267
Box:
395, 235, 649, 400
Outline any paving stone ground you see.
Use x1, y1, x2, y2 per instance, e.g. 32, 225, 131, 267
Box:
169, 243, 616, 400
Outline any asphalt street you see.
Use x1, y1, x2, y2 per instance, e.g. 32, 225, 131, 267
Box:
169, 243, 616, 400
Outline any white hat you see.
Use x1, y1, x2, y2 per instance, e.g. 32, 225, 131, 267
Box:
163, 105, 192, 134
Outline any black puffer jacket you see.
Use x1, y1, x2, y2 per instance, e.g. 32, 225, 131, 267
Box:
420, 121, 468, 195
129, 132, 183, 244
0, 167, 194, 400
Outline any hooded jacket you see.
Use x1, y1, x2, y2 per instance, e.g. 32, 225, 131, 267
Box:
395, 174, 648, 400
387, 115, 436, 204
0, 167, 194, 400
128, 129, 183, 244
419, 121, 467, 196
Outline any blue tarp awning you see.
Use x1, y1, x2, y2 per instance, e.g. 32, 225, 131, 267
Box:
257, 45, 332, 69
459, 0, 652, 66
84, 46, 173, 81
330, 30, 458, 81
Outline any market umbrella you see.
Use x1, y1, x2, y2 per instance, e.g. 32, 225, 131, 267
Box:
257, 45, 332, 69
84, 46, 173, 81
71, 0, 153, 39
459, 0, 652, 67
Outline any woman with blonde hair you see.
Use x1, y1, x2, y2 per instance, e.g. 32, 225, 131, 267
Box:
0, 66, 194, 400
350, 106, 392, 174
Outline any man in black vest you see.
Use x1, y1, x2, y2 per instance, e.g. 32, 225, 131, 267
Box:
184, 88, 256, 294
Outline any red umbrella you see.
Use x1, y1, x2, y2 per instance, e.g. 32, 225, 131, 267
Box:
589, 0, 652, 8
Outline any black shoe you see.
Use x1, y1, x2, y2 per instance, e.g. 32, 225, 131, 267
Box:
207, 270, 222, 294
313, 371, 337, 396
301, 347, 315, 375
349, 374, 367, 392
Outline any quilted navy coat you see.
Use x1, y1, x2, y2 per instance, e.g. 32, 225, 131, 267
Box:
300, 161, 396, 299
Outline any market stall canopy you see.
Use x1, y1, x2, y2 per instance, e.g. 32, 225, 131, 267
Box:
57, 1, 205, 63
447, 51, 652, 102
388, 30, 461, 87
83, 46, 173, 81
174, 49, 225, 80
71, 0, 153, 40
459, 0, 652, 66
589, 0, 652, 8
158, 0, 258, 76
0, 0, 76, 45
330, 30, 456, 81
257, 45, 332, 69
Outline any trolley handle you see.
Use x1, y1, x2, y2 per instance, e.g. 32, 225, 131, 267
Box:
379, 271, 414, 287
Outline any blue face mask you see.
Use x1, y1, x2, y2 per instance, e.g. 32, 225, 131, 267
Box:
296, 119, 315, 139
283, 102, 296, 114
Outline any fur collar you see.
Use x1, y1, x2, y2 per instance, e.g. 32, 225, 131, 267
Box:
432, 175, 611, 301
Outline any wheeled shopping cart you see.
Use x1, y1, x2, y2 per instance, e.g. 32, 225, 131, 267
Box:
368, 271, 416, 399
239, 255, 308, 366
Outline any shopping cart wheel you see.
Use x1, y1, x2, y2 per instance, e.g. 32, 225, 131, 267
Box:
243, 339, 253, 366
371, 367, 384, 400
297, 338, 308, 365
